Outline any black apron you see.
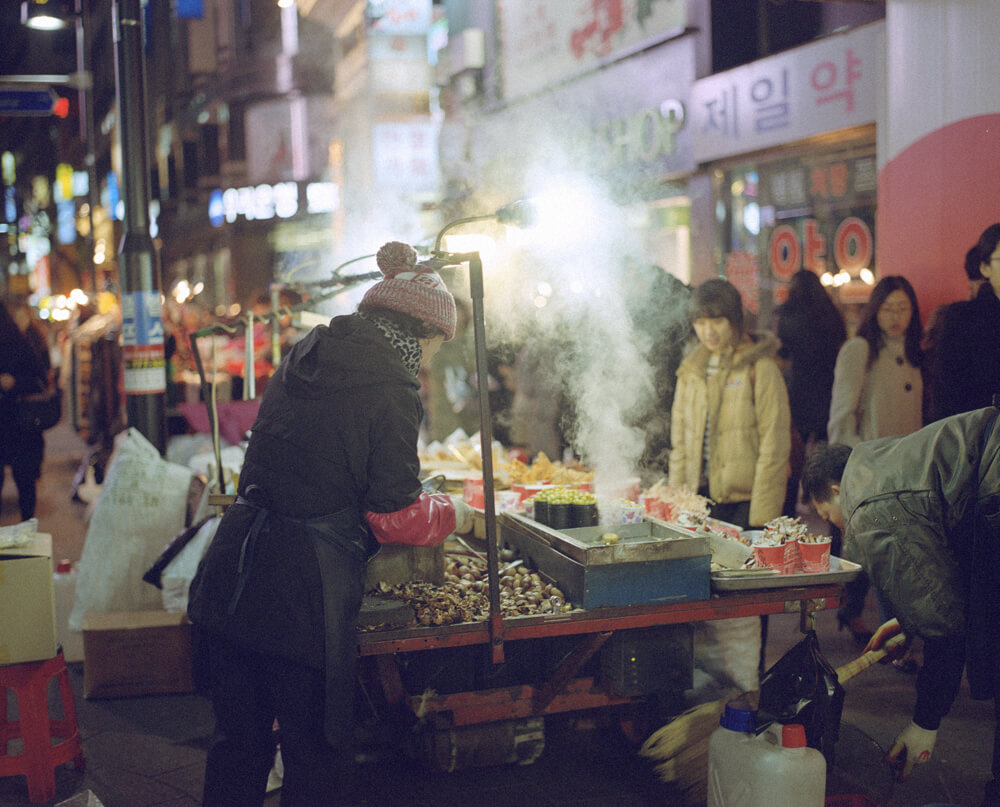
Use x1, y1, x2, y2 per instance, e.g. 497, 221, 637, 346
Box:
220, 494, 376, 748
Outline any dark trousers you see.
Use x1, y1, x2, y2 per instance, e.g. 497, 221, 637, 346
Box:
203, 637, 350, 807
3, 431, 44, 520
703, 497, 771, 672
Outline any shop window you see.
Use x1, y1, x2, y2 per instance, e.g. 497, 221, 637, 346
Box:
714, 146, 877, 327
710, 1, 883, 73
200, 124, 221, 179
182, 141, 199, 190
228, 106, 246, 163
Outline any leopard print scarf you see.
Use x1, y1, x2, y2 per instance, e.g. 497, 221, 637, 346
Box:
358, 311, 422, 378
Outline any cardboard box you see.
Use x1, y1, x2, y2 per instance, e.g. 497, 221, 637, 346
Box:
82, 610, 194, 698
0, 533, 57, 664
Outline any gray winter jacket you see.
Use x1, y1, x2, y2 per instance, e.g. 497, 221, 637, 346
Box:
841, 406, 1000, 726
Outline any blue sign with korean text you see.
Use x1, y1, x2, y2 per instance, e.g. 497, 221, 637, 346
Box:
0, 88, 55, 116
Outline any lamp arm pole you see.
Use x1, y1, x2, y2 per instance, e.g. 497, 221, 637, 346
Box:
452, 249, 504, 663
432, 214, 496, 252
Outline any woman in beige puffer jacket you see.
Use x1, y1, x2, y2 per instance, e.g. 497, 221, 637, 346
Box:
669, 279, 791, 529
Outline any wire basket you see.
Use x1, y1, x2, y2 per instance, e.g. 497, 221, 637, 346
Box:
826, 722, 894, 805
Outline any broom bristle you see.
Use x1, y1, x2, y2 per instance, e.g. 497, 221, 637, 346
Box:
652, 733, 711, 783
639, 698, 727, 762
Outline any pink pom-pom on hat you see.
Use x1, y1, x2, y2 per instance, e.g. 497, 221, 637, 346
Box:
361, 241, 457, 340
375, 241, 418, 277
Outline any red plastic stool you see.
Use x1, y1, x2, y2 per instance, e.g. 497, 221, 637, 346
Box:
0, 652, 85, 803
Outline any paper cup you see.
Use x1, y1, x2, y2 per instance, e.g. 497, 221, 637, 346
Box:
753, 540, 800, 574
621, 504, 645, 525
640, 495, 669, 520
495, 491, 521, 513
798, 539, 831, 573
463, 477, 485, 509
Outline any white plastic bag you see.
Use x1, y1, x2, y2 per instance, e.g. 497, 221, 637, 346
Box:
161, 515, 221, 612
0, 518, 38, 549
693, 616, 762, 694
69, 428, 194, 631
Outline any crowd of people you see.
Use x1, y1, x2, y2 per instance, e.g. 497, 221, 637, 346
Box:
2, 221, 998, 804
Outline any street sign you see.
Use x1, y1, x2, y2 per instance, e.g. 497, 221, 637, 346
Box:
0, 87, 56, 116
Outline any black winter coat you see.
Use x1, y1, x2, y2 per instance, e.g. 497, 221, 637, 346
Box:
188, 315, 426, 743
0, 321, 48, 470
932, 284, 1000, 421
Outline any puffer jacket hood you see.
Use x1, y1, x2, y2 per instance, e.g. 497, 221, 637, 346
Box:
677, 330, 781, 379
279, 314, 418, 400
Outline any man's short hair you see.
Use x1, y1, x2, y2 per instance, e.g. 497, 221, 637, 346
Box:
801, 443, 853, 503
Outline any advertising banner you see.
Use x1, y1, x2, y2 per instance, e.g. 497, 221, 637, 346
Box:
499, 0, 687, 101
121, 291, 166, 394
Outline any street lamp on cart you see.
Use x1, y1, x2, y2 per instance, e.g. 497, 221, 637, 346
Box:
430, 200, 539, 663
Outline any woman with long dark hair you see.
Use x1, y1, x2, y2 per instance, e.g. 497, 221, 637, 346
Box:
826, 275, 924, 656
828, 275, 924, 446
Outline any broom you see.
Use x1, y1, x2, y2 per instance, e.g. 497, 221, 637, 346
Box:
639, 635, 905, 804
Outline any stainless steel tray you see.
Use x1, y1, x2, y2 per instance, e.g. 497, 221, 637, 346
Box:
498, 512, 708, 566
708, 533, 862, 590
711, 556, 863, 590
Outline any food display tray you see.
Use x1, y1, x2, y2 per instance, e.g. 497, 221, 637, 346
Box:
498, 513, 710, 609
498, 512, 708, 566
708, 530, 862, 591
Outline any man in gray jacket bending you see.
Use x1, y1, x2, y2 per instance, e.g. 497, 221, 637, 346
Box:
802, 406, 1000, 807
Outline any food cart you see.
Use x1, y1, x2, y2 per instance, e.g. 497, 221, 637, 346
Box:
354, 506, 858, 768
183, 237, 858, 770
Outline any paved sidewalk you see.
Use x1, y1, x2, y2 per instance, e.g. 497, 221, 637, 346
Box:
1, 420, 994, 806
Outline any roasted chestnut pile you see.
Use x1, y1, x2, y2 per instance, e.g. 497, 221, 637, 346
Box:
368, 553, 574, 628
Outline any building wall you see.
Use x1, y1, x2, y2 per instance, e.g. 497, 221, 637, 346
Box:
876, 0, 1000, 315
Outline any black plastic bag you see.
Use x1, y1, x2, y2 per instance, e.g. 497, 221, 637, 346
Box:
757, 630, 845, 763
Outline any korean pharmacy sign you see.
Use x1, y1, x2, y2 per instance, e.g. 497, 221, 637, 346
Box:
691, 22, 883, 163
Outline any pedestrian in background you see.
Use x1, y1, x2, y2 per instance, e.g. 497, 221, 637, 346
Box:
670, 277, 791, 530
670, 277, 791, 681
932, 222, 1000, 422
772, 269, 846, 515
827, 275, 924, 656
0, 300, 50, 521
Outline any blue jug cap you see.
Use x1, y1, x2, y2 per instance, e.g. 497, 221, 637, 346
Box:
720, 699, 757, 732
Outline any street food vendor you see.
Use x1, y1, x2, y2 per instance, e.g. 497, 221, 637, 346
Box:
188, 241, 475, 807
801, 407, 1000, 806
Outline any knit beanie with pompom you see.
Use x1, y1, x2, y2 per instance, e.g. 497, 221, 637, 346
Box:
359, 241, 457, 340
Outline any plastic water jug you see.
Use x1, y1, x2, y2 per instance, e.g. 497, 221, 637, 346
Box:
708, 715, 826, 807
752, 723, 826, 807
53, 559, 83, 663
707, 699, 762, 807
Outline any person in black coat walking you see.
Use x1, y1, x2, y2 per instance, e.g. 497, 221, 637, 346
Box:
0, 301, 49, 521
932, 222, 1000, 421
188, 242, 475, 807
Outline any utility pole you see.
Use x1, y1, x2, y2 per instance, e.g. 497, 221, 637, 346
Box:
113, 0, 166, 454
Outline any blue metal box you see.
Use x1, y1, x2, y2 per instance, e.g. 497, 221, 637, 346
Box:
498, 514, 711, 609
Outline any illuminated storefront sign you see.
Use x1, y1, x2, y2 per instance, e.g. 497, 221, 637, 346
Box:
692, 22, 882, 162
580, 99, 686, 171
208, 181, 339, 227
719, 152, 877, 317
